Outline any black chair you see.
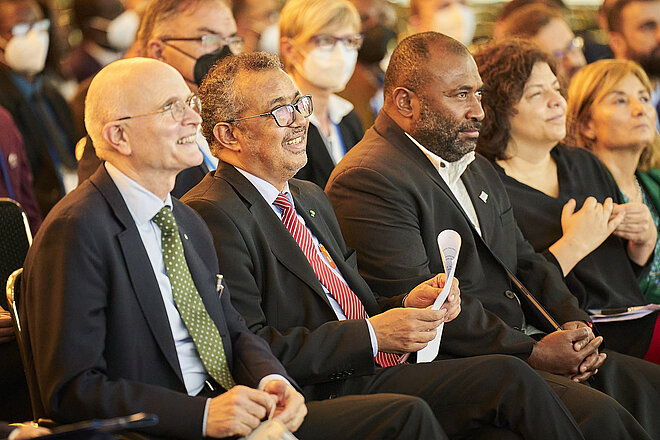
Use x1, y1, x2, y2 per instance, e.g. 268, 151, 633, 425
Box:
0, 198, 32, 311
6, 268, 46, 421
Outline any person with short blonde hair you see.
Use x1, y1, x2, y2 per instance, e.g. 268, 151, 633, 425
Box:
567, 59, 660, 306
278, 0, 364, 188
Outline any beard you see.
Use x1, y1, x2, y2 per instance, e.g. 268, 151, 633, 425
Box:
627, 45, 660, 78
410, 99, 482, 162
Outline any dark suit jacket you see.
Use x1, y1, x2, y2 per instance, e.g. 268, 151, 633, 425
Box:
182, 162, 403, 398
76, 138, 208, 199
67, 45, 103, 83
326, 111, 590, 360
21, 165, 290, 439
0, 68, 76, 216
294, 111, 363, 189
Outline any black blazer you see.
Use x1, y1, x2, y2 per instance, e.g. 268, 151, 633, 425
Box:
326, 111, 589, 360
182, 162, 403, 397
0, 68, 76, 216
294, 111, 363, 189
21, 166, 290, 439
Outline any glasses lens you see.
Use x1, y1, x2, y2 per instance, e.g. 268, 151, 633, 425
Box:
344, 35, 364, 50
273, 105, 295, 127
201, 34, 222, 51
314, 35, 337, 51
228, 37, 245, 54
171, 100, 186, 121
296, 96, 313, 118
188, 94, 202, 114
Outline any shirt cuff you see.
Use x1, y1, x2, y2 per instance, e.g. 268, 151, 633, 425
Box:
258, 374, 290, 390
202, 398, 211, 436
365, 318, 379, 356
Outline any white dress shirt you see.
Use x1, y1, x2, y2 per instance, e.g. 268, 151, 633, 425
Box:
405, 133, 482, 236
235, 167, 380, 356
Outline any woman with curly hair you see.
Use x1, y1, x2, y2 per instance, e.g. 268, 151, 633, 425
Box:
566, 59, 660, 305
473, 39, 660, 363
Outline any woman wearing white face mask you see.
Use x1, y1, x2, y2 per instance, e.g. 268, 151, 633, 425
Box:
279, 0, 364, 188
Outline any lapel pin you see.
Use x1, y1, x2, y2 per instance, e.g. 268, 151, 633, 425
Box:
479, 191, 488, 203
309, 210, 316, 217
216, 274, 224, 296
183, 233, 189, 240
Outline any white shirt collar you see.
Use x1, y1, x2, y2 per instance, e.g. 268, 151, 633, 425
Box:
404, 132, 475, 187
235, 166, 291, 208
105, 162, 172, 226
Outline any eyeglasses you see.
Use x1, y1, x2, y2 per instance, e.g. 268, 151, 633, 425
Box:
310, 34, 364, 51
552, 36, 584, 60
10, 19, 50, 37
115, 94, 201, 122
224, 95, 313, 127
162, 35, 244, 54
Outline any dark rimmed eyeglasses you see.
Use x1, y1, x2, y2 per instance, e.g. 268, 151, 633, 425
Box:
224, 95, 313, 127
162, 35, 244, 54
310, 34, 364, 51
114, 94, 201, 122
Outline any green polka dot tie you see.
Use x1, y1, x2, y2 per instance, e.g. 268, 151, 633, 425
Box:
152, 206, 236, 391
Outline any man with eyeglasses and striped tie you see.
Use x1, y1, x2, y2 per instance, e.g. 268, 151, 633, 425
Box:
21, 57, 450, 440
183, 50, 588, 440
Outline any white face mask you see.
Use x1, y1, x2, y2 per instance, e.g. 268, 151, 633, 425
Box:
1, 28, 49, 75
298, 44, 358, 92
257, 22, 280, 54
88, 9, 139, 51
433, 3, 476, 46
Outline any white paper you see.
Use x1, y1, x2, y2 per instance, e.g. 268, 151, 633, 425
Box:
589, 304, 660, 323
417, 230, 461, 363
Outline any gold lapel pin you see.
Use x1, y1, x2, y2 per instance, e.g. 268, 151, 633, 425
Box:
310, 210, 316, 217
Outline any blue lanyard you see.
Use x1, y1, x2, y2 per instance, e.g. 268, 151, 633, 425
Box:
331, 121, 347, 156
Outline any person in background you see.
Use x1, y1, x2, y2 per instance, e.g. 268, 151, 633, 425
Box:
338, 0, 397, 128
497, 3, 586, 80
605, 0, 660, 129
566, 59, 660, 309
405, 0, 477, 47
279, 0, 364, 189
232, 0, 280, 54
0, 0, 78, 217
0, 106, 41, 232
67, 0, 139, 83
76, 0, 241, 198
474, 39, 660, 364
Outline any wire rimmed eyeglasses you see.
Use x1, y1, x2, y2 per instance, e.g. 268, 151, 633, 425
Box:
223, 94, 313, 127
114, 94, 201, 122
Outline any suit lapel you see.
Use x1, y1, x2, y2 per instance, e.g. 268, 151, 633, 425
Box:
219, 164, 332, 307
460, 166, 493, 243
90, 167, 184, 382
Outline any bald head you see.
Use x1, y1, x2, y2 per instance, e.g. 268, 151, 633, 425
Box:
383, 32, 469, 102
85, 57, 182, 156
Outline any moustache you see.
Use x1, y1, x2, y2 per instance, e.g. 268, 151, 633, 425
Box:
284, 126, 307, 141
458, 121, 482, 132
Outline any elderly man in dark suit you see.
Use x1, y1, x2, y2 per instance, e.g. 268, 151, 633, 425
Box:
182, 51, 593, 440
326, 31, 660, 439
20, 57, 443, 440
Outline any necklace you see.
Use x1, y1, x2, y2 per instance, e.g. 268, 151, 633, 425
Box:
623, 176, 643, 203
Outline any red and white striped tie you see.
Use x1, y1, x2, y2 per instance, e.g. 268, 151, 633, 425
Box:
273, 193, 404, 367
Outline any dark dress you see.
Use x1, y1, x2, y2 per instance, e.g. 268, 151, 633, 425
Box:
495, 145, 658, 357
294, 110, 363, 189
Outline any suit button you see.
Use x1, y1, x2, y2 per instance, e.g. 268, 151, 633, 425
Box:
504, 290, 516, 299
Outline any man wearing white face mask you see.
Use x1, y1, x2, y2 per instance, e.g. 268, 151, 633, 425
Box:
0, 0, 78, 217
67, 0, 140, 83
279, 0, 365, 189
407, 0, 477, 47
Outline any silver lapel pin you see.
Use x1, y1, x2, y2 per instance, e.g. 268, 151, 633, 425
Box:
479, 191, 488, 203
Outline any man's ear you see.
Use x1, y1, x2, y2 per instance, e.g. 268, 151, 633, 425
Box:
391, 87, 418, 119
146, 38, 164, 60
102, 121, 132, 155
213, 122, 240, 152
608, 31, 627, 59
